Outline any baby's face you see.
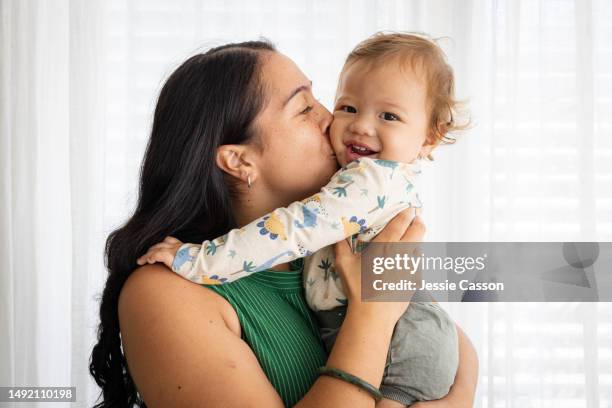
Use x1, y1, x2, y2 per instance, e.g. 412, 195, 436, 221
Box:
330, 59, 434, 166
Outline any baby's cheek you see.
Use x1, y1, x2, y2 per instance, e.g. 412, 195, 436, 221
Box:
382, 138, 419, 163
329, 121, 344, 150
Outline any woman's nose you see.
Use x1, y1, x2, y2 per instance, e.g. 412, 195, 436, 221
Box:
317, 103, 333, 137
348, 115, 375, 137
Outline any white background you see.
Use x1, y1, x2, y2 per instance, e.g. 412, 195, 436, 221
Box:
1, 0, 611, 406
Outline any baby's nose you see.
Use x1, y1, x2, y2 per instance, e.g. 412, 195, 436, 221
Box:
349, 116, 375, 137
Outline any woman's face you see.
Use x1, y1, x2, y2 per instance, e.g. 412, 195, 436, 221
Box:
252, 52, 338, 206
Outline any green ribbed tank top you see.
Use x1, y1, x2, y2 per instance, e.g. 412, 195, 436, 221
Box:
206, 260, 327, 407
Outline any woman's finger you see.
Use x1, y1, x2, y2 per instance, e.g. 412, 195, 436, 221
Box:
333, 239, 361, 300
400, 216, 426, 243
334, 238, 353, 260
373, 209, 414, 243
333, 238, 359, 276
397, 216, 426, 285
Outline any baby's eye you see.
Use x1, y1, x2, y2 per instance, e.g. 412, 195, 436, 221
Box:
300, 105, 313, 115
338, 105, 357, 114
380, 112, 399, 121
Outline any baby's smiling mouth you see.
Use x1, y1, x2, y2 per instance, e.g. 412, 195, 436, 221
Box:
345, 141, 379, 157
350, 145, 376, 155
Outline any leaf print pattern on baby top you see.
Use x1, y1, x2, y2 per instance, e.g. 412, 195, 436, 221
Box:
403, 177, 414, 194
230, 251, 296, 276
318, 258, 337, 282
205, 234, 227, 256
169, 157, 423, 302
368, 196, 387, 214
374, 159, 400, 179
300, 158, 423, 311
331, 173, 356, 198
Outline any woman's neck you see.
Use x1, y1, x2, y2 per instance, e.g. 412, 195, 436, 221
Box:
231, 187, 294, 273
232, 185, 291, 228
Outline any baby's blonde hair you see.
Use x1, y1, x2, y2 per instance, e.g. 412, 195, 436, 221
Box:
344, 32, 470, 145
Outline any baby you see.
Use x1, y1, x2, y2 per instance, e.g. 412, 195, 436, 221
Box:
139, 32, 465, 406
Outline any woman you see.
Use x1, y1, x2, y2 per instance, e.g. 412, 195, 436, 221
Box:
89, 40, 478, 407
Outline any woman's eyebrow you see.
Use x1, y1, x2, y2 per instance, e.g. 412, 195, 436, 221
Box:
283, 81, 312, 107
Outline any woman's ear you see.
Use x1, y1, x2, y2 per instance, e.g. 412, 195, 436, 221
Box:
216, 145, 257, 185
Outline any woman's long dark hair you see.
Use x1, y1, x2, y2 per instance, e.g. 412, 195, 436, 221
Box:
89, 40, 275, 407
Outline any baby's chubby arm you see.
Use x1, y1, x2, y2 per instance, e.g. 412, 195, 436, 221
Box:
137, 157, 421, 285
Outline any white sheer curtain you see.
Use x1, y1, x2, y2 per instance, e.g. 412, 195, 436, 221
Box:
1, 0, 107, 406
1, 1, 610, 407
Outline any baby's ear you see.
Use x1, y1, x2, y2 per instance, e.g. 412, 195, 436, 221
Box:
419, 127, 443, 160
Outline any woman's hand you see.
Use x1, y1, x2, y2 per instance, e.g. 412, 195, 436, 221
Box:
334, 209, 425, 323
302, 209, 426, 407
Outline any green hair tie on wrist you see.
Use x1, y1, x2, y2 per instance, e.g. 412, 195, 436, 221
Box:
318, 366, 383, 402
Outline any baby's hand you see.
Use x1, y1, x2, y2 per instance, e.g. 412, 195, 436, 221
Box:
137, 236, 185, 270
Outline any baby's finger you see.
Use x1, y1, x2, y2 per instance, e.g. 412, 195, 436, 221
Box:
148, 242, 174, 252
158, 252, 175, 267
137, 247, 166, 265
137, 252, 154, 265
145, 251, 174, 267
163, 236, 181, 244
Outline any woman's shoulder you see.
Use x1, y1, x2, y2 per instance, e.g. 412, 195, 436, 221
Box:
117, 265, 285, 406
119, 264, 240, 336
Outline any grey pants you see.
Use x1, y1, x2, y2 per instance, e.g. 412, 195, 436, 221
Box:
316, 299, 458, 406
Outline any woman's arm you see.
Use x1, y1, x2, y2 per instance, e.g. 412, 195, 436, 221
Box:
120, 211, 422, 408
411, 325, 479, 408
119, 265, 285, 407
297, 211, 424, 407
138, 158, 419, 285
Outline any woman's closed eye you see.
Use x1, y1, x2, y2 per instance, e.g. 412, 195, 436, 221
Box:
300, 105, 313, 115
379, 112, 400, 121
